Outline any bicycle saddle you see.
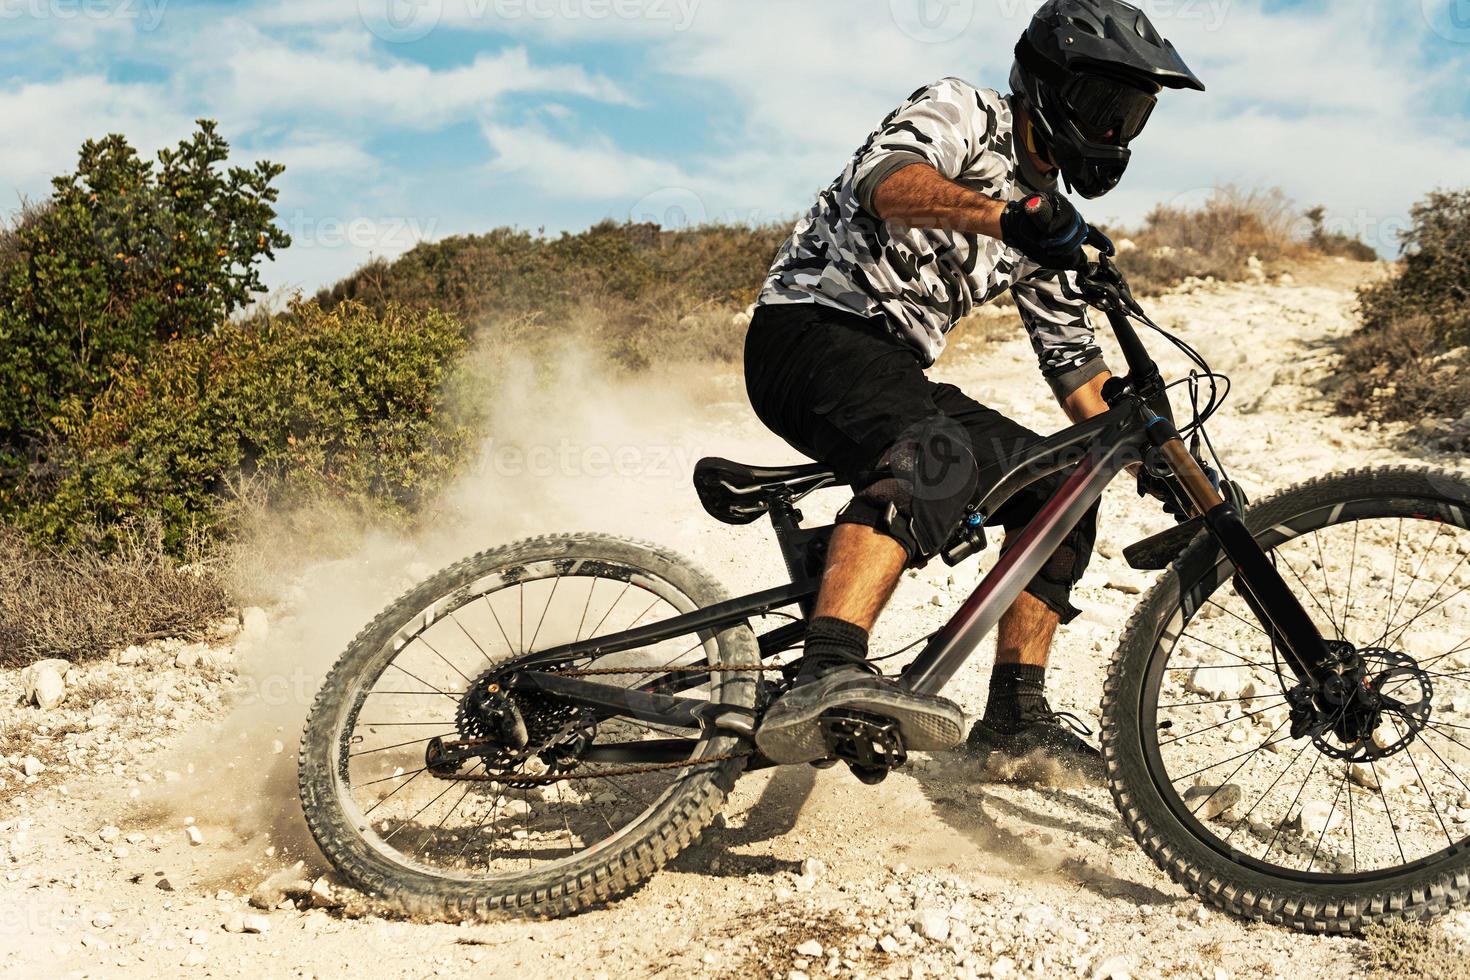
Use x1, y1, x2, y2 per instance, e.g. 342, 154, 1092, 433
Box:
693, 457, 837, 525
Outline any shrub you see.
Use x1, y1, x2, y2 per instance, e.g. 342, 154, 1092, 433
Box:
1109, 186, 1313, 294
15, 301, 471, 553
315, 220, 790, 365
0, 121, 288, 489
1305, 206, 1380, 262
1336, 189, 1470, 430
0, 520, 228, 666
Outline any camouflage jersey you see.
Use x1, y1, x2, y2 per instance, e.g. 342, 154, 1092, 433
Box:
758, 77, 1106, 399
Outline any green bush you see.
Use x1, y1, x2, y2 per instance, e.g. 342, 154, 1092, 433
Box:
1337, 189, 1470, 429
16, 301, 471, 552
0, 121, 288, 490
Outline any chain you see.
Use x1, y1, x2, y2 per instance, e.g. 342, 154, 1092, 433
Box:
548, 662, 780, 676
433, 750, 753, 784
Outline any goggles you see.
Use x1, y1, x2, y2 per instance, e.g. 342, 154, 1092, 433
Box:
1060, 73, 1157, 146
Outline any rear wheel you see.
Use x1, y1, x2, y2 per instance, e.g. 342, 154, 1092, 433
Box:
1104, 467, 1470, 932
299, 533, 759, 918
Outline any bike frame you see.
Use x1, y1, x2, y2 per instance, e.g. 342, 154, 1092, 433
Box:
512, 307, 1338, 753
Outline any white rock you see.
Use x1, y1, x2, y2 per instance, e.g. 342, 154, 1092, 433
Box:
241, 914, 271, 934
912, 908, 949, 942
91, 911, 114, 929
1183, 784, 1243, 821
990, 956, 1018, 978
799, 857, 825, 880
21, 756, 45, 777
1298, 801, 1342, 837
185, 826, 204, 846
795, 939, 823, 958
878, 935, 901, 954
20, 660, 68, 710
1094, 954, 1133, 980
98, 826, 121, 844
223, 912, 247, 934
1347, 766, 1380, 791
1184, 665, 1249, 701
117, 646, 144, 666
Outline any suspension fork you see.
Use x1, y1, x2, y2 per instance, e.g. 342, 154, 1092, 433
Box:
1150, 418, 1332, 688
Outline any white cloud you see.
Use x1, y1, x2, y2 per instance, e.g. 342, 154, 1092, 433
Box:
0, 75, 193, 203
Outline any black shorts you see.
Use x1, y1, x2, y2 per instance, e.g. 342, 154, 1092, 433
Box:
743, 301, 1097, 622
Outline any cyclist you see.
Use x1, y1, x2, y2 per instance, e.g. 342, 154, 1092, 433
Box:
746, 0, 1204, 776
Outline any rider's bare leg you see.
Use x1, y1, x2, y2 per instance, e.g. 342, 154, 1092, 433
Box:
994, 590, 1060, 667
812, 523, 907, 630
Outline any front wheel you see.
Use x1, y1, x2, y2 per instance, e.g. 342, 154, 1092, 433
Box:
1104, 466, 1470, 932
298, 533, 759, 919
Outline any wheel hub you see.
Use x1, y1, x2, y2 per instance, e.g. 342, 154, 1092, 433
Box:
1288, 644, 1432, 762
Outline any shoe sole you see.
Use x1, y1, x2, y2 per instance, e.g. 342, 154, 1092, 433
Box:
756, 680, 965, 765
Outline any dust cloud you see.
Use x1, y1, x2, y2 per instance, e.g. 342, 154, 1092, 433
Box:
141, 339, 787, 874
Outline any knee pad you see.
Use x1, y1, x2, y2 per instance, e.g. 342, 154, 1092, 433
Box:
1022, 499, 1100, 623
839, 418, 980, 561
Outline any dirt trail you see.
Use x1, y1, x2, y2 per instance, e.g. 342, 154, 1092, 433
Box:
3, 261, 1469, 980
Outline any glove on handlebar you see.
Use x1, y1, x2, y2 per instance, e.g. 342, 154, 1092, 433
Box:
1000, 191, 1093, 270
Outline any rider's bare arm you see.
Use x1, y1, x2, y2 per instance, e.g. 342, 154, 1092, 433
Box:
869, 163, 1005, 239
1060, 371, 1112, 423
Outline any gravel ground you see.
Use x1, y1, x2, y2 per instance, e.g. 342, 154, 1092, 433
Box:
2, 260, 1469, 979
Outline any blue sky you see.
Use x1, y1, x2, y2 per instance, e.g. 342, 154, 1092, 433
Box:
3, 0, 1470, 294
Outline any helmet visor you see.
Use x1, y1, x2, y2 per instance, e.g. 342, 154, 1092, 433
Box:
1060, 73, 1157, 146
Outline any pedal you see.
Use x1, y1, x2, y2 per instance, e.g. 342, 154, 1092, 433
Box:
819, 710, 907, 783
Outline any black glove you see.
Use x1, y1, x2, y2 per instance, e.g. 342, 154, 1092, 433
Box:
1000, 191, 1090, 269
1137, 463, 1221, 523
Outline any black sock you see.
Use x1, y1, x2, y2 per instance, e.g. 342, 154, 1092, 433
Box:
801, 616, 870, 673
982, 663, 1048, 733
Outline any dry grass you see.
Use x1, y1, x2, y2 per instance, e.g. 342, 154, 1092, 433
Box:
1108, 186, 1325, 295
0, 521, 228, 667
1359, 920, 1470, 979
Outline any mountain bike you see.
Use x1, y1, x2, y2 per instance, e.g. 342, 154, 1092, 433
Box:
298, 253, 1470, 933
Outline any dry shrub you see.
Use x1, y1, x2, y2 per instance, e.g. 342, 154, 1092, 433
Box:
1359, 921, 1470, 979
1335, 188, 1470, 435
0, 520, 228, 667
1111, 186, 1316, 294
